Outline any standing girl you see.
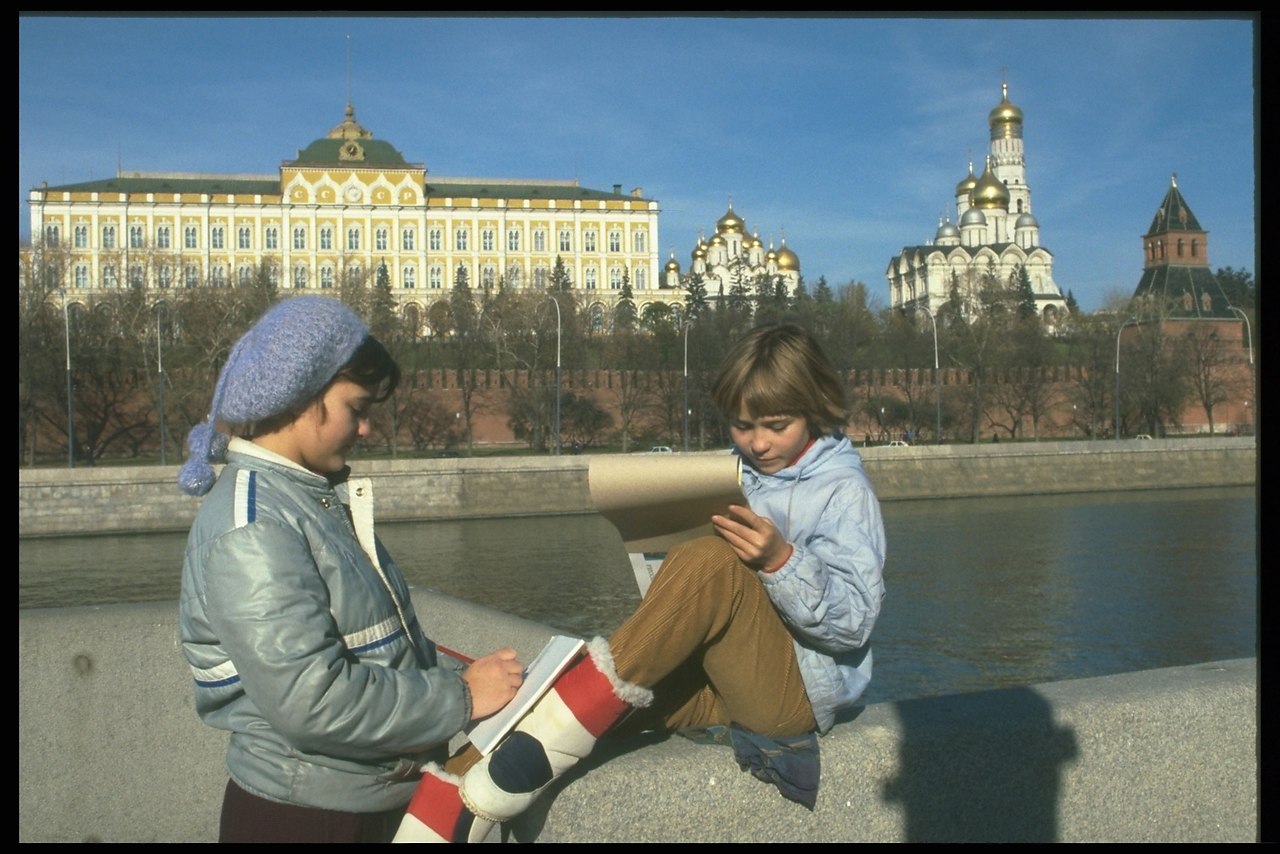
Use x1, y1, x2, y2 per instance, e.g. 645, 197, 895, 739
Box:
399, 321, 886, 842
178, 296, 523, 842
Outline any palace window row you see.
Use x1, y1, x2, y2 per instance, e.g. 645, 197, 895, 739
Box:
44, 220, 651, 258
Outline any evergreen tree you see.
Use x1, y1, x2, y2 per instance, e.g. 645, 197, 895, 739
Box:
550, 255, 572, 292
1065, 290, 1080, 315
684, 271, 710, 322
1014, 264, 1037, 320
614, 279, 637, 332
367, 262, 399, 341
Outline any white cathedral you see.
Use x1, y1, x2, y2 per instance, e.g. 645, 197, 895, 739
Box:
661, 203, 801, 298
886, 82, 1068, 323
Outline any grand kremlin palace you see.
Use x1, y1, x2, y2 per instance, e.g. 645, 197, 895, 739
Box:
25, 104, 668, 332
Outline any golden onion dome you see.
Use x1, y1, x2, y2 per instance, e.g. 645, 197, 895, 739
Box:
765, 245, 779, 263
988, 82, 1024, 140
970, 156, 1010, 210
955, 162, 978, 197
710, 234, 726, 246
748, 232, 764, 249
775, 241, 799, 271
716, 204, 745, 234
692, 240, 707, 261
665, 254, 681, 272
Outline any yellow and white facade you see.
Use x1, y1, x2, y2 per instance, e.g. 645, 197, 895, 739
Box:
26, 104, 664, 330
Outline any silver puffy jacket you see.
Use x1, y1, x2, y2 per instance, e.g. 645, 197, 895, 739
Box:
179, 439, 470, 813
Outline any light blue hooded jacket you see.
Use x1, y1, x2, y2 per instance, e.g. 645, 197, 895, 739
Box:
739, 433, 887, 733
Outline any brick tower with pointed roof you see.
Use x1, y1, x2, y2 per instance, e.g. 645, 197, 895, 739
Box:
1131, 173, 1234, 319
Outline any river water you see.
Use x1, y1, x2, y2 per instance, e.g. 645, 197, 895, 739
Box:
19, 486, 1257, 707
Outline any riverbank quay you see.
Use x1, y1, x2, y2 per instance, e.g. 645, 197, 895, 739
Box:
18, 593, 1257, 843
18, 436, 1257, 538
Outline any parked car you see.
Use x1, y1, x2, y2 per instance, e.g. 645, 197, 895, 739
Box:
887, 440, 911, 447
1134, 434, 1154, 441
647, 446, 674, 454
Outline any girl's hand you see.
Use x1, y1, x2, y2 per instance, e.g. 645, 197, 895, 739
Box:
462, 648, 524, 720
711, 504, 792, 571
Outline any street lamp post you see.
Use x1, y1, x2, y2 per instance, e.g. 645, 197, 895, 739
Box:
548, 294, 562, 455
918, 304, 942, 443
60, 288, 75, 468
1114, 318, 1137, 440
683, 316, 693, 453
1227, 306, 1255, 438
155, 302, 168, 466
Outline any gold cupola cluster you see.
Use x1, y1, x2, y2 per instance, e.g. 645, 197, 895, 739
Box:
666, 200, 801, 296
970, 155, 1010, 210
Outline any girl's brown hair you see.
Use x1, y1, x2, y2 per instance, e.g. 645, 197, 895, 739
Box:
711, 323, 848, 438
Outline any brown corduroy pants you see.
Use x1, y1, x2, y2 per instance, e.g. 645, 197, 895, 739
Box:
608, 535, 816, 738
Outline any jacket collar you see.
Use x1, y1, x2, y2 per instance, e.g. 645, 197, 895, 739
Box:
225, 437, 351, 489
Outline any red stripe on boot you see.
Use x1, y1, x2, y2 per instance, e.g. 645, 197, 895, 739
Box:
554, 654, 629, 738
402, 771, 467, 843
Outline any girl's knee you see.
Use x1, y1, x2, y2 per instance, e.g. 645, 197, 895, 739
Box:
668, 535, 737, 566
663, 536, 750, 586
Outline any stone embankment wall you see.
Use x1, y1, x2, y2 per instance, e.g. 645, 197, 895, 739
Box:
18, 594, 1257, 842
19, 437, 1256, 539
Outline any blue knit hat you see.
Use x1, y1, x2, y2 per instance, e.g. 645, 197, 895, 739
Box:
177, 296, 369, 496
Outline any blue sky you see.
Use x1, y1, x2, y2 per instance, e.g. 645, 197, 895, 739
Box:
19, 14, 1257, 313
